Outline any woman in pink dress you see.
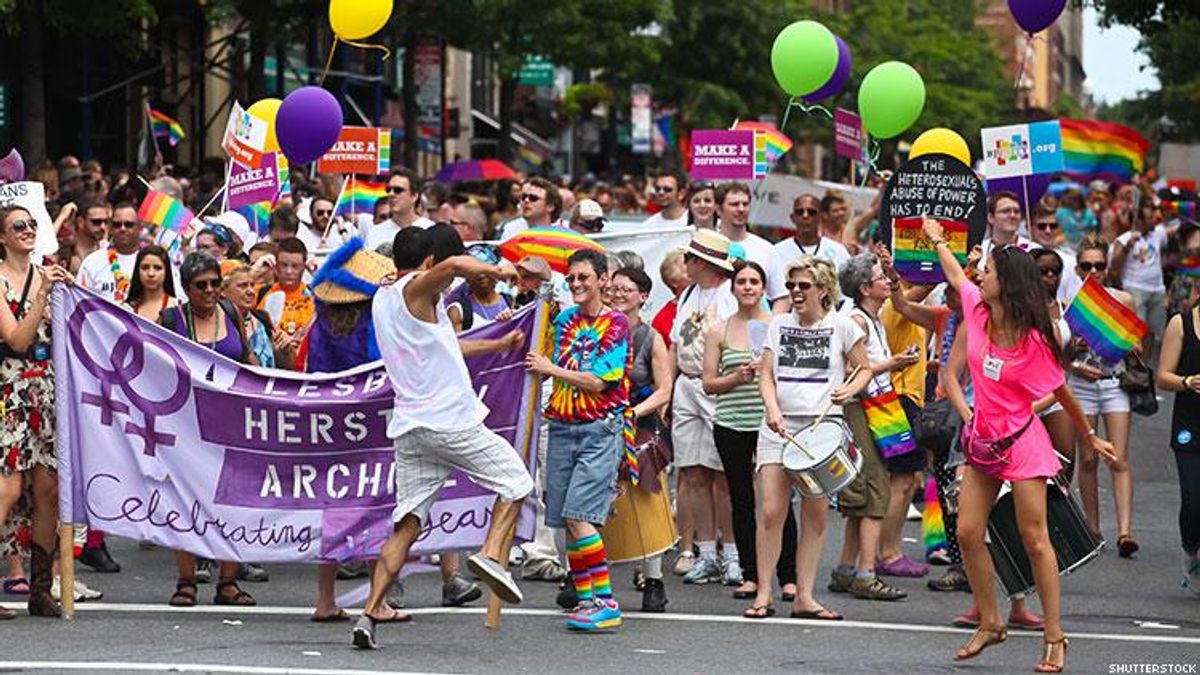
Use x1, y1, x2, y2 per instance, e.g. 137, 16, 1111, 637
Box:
922, 218, 1117, 673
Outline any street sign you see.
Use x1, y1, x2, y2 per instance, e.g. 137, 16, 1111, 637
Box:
518, 56, 555, 87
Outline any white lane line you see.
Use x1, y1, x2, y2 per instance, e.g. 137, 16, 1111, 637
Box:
0, 662, 468, 675
66, 602, 1200, 645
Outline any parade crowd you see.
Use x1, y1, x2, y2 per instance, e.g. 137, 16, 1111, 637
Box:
0, 156, 1198, 673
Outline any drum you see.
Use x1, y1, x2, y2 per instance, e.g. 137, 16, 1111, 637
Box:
782, 420, 863, 499
986, 478, 1105, 598
600, 473, 678, 564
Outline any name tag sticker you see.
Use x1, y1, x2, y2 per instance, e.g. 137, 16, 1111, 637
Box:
983, 354, 1004, 381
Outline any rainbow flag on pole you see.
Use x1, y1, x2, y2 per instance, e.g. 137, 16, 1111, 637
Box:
235, 201, 273, 235
1060, 118, 1149, 182
149, 109, 186, 147
1177, 255, 1200, 279
733, 121, 793, 176
138, 189, 194, 235
1065, 276, 1148, 363
861, 388, 917, 458
891, 217, 968, 284
335, 177, 388, 218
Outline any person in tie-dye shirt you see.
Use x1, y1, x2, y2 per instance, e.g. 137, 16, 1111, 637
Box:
526, 248, 630, 632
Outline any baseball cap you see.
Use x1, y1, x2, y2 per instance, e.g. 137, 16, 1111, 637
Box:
515, 255, 551, 281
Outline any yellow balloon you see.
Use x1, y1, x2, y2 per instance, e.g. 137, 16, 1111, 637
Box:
909, 128, 971, 167
246, 98, 283, 153
329, 0, 393, 41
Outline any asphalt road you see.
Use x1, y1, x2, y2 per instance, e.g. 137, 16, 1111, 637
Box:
2, 400, 1198, 674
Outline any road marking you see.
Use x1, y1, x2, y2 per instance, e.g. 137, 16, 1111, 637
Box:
65, 602, 1200, 645
0, 662, 468, 675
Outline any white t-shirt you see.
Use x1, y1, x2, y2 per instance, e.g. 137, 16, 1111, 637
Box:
78, 248, 138, 303
373, 274, 489, 437
498, 217, 529, 242
670, 281, 738, 377
977, 235, 1034, 270
848, 306, 893, 395
1048, 247, 1082, 304
766, 310, 865, 417
297, 222, 350, 255
774, 236, 852, 272
362, 216, 435, 252
729, 232, 787, 301
642, 210, 688, 229
1113, 225, 1168, 293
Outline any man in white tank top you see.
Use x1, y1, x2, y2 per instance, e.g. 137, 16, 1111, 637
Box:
354, 225, 534, 649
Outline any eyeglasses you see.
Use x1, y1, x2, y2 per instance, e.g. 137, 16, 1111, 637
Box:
7, 219, 34, 233
793, 208, 818, 217
520, 193, 542, 203
1039, 266, 1063, 277
608, 286, 638, 296
565, 274, 593, 284
110, 220, 139, 230
387, 186, 408, 195
191, 279, 221, 291
1078, 261, 1107, 273
1034, 221, 1059, 231
785, 281, 814, 291
313, 209, 333, 217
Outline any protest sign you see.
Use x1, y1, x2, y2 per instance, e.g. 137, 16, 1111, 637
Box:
690, 129, 755, 181
0, 181, 57, 260
981, 120, 1064, 179
54, 286, 546, 563
834, 108, 865, 161
316, 127, 393, 175
878, 153, 987, 284
222, 101, 269, 169
227, 154, 282, 211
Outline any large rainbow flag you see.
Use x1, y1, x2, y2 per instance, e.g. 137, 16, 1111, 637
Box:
149, 108, 186, 147
335, 177, 388, 218
891, 217, 968, 284
138, 189, 194, 235
1178, 254, 1200, 279
861, 388, 917, 458
1060, 118, 1149, 182
1065, 276, 1148, 363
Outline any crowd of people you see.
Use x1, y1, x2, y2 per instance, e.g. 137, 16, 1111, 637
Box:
0, 155, 1198, 672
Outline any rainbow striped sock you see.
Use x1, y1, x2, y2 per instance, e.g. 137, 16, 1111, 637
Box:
566, 536, 595, 602
922, 477, 947, 556
574, 532, 612, 600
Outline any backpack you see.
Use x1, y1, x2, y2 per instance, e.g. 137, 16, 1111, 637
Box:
160, 298, 253, 364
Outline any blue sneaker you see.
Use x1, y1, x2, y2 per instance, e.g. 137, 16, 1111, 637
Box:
566, 599, 622, 631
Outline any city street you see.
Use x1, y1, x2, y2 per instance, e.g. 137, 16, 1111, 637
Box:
3, 402, 1197, 674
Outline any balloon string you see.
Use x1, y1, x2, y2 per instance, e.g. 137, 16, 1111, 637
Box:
789, 99, 834, 121
1012, 32, 1044, 92
340, 38, 392, 61
319, 38, 338, 86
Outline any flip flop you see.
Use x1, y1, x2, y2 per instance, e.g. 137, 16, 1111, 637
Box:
732, 586, 757, 600
743, 604, 775, 619
310, 609, 350, 623
369, 609, 413, 624
0, 605, 15, 620
3, 577, 29, 595
790, 607, 844, 621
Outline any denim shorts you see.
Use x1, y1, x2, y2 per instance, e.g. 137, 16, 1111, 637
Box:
1068, 374, 1130, 416
545, 415, 624, 527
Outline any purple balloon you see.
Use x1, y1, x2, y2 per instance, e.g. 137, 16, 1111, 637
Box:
1007, 0, 1067, 34
275, 87, 344, 165
986, 173, 1051, 214
804, 35, 851, 103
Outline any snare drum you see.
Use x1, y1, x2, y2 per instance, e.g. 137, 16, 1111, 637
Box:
986, 478, 1104, 598
781, 419, 863, 498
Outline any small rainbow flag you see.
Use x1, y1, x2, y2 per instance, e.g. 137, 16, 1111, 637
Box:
499, 227, 606, 274
235, 201, 273, 235
1060, 118, 1149, 182
335, 177, 387, 218
861, 388, 917, 458
1178, 254, 1200, 278
138, 189, 194, 235
149, 108, 186, 147
734, 121, 793, 163
1165, 200, 1196, 220
922, 477, 948, 557
1065, 276, 1148, 363
892, 217, 968, 284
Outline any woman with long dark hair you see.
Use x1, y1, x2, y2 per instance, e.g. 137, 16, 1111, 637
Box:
1030, 248, 1077, 479
686, 181, 717, 230
125, 245, 178, 322
922, 217, 1116, 673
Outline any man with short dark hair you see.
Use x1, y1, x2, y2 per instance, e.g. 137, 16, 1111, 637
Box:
78, 202, 143, 303
362, 168, 434, 250
716, 183, 787, 309
268, 207, 301, 243
978, 191, 1032, 267
775, 193, 851, 273
819, 193, 850, 242
256, 237, 312, 366
69, 198, 112, 274
499, 177, 562, 241
1028, 200, 1081, 301
643, 172, 688, 228
298, 196, 346, 252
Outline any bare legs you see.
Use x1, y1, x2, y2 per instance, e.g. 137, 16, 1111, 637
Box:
879, 471, 920, 563
1042, 410, 1076, 483
752, 466, 829, 614
679, 466, 717, 552
1078, 412, 1133, 539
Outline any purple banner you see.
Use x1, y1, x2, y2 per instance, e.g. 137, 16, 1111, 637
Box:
227, 154, 282, 211
835, 108, 864, 161
52, 286, 547, 562
690, 129, 755, 180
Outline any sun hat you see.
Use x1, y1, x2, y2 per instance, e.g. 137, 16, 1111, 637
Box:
311, 237, 396, 304
685, 228, 734, 272
515, 255, 552, 281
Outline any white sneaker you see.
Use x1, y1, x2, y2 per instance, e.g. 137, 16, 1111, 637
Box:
51, 577, 103, 602
722, 559, 744, 587
467, 553, 523, 604
672, 550, 695, 576
907, 503, 923, 521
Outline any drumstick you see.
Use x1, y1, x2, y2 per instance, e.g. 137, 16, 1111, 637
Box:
812, 365, 863, 429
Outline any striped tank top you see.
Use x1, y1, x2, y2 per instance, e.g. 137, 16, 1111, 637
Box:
714, 341, 765, 432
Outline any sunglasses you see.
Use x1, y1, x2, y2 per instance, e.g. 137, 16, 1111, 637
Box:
1034, 221, 1059, 231
1078, 262, 1107, 273
191, 279, 221, 291
578, 219, 604, 232
110, 220, 139, 230
7, 219, 34, 234
1039, 266, 1063, 277
785, 280, 814, 291
89, 217, 110, 225
386, 186, 408, 195
793, 208, 818, 217
653, 185, 676, 193
313, 209, 333, 217
520, 193, 542, 203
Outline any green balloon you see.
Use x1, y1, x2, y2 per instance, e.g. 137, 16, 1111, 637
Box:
858, 61, 926, 139
770, 21, 839, 97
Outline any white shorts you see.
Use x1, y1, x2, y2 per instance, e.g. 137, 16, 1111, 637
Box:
671, 375, 723, 471
1068, 375, 1130, 416
391, 425, 535, 524
755, 415, 820, 470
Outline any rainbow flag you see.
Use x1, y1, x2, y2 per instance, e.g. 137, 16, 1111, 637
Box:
1165, 200, 1196, 220
861, 388, 917, 458
138, 189, 194, 235
1060, 118, 1149, 182
335, 177, 387, 218
891, 217, 968, 284
1065, 276, 1148, 363
734, 121, 793, 166
922, 477, 948, 558
149, 108, 186, 147
235, 201, 273, 235
1178, 255, 1200, 278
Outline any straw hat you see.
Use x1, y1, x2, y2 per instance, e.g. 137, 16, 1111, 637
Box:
685, 228, 734, 272
311, 237, 396, 304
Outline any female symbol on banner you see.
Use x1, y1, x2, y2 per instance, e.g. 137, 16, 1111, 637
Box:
67, 299, 192, 457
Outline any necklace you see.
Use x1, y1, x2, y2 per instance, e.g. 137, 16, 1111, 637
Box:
107, 247, 130, 302
186, 304, 221, 349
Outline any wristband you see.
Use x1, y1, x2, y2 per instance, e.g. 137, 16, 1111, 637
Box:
1185, 375, 1193, 390
931, 238, 946, 248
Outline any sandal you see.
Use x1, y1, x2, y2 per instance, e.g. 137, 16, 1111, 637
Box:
214, 579, 256, 606
732, 582, 758, 600
1034, 636, 1069, 673
790, 607, 843, 621
0, 605, 15, 620
1118, 535, 1139, 558
954, 626, 1007, 661
169, 580, 198, 607
743, 604, 775, 619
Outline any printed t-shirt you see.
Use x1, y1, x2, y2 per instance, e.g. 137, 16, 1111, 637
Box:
670, 282, 737, 376
765, 311, 864, 417
1113, 225, 1168, 293
545, 305, 630, 423
258, 283, 315, 335
78, 248, 138, 303
774, 236, 852, 272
